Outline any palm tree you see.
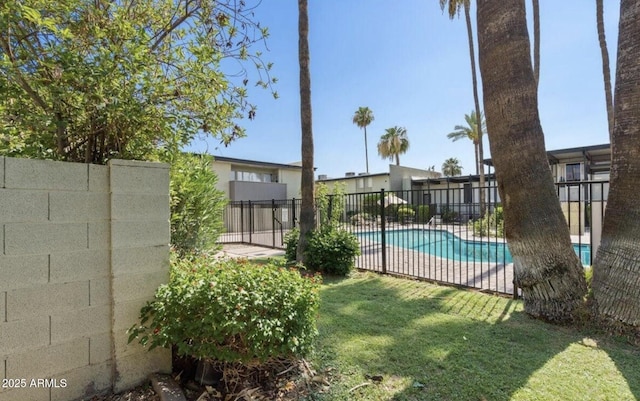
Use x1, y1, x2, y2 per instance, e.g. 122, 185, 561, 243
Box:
352, 107, 374, 173
532, 0, 540, 88
596, 0, 614, 142
439, 0, 487, 216
447, 111, 485, 175
442, 157, 463, 177
477, 0, 587, 323
377, 126, 409, 166
296, 0, 314, 263
592, 0, 640, 328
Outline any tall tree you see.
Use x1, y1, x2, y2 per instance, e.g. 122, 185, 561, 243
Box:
447, 111, 485, 175
377, 126, 409, 166
0, 0, 274, 164
532, 0, 540, 88
296, 0, 315, 263
477, 0, 587, 322
596, 0, 614, 142
439, 0, 487, 216
592, 0, 640, 329
352, 107, 375, 173
442, 157, 463, 177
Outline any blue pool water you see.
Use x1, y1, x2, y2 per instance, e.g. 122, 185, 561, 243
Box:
358, 229, 591, 265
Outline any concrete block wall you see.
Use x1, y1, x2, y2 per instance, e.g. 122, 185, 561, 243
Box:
0, 157, 171, 401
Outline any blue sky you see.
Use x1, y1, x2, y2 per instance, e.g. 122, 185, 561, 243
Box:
186, 1, 620, 179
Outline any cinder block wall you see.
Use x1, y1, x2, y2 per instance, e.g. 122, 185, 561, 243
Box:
0, 157, 171, 401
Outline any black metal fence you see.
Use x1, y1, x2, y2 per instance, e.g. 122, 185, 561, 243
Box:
219, 180, 609, 296
219, 198, 302, 248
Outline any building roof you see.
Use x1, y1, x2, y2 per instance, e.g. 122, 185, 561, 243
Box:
212, 155, 302, 170
483, 143, 610, 167
412, 173, 497, 185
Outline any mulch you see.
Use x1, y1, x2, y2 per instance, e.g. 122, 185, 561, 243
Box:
85, 357, 329, 401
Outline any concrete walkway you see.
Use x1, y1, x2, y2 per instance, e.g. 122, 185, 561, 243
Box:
217, 243, 285, 259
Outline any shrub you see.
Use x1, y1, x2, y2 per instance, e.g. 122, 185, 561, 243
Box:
315, 182, 346, 226
128, 254, 321, 363
396, 205, 415, 224
286, 183, 360, 275
285, 226, 360, 276
306, 227, 361, 275
441, 206, 459, 223
470, 206, 504, 237
362, 193, 382, 216
416, 205, 431, 223
385, 204, 399, 221
346, 210, 359, 218
284, 228, 300, 263
584, 265, 593, 298
168, 153, 227, 255
350, 212, 372, 226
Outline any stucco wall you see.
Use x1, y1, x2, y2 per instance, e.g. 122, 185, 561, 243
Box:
278, 169, 302, 199
210, 160, 232, 194
229, 181, 286, 201
319, 174, 390, 194
0, 157, 171, 401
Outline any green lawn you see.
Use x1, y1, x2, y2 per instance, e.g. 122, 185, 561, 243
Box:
308, 272, 639, 401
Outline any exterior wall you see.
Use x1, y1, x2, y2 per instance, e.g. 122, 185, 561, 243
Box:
210, 160, 232, 194
229, 181, 286, 201
278, 169, 302, 199
0, 157, 171, 401
210, 158, 302, 201
389, 165, 440, 191
561, 202, 586, 236
319, 174, 390, 194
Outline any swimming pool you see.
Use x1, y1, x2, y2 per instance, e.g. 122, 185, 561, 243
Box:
358, 229, 591, 265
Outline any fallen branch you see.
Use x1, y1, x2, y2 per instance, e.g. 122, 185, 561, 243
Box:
348, 382, 372, 393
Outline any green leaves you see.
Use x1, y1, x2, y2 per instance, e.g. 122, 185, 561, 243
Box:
0, 0, 276, 163
285, 226, 361, 276
20, 6, 42, 24
168, 153, 227, 256
128, 254, 321, 363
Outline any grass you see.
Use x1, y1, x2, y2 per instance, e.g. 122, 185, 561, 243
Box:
306, 272, 639, 401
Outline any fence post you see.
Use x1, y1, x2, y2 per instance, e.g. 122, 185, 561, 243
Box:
292, 198, 297, 228
380, 188, 387, 274
240, 201, 244, 243
272, 199, 276, 249
248, 200, 253, 244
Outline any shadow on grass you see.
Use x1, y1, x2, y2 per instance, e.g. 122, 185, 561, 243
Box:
312, 273, 639, 401
597, 336, 640, 400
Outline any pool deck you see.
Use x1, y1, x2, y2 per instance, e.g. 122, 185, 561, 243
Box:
217, 243, 285, 259
356, 234, 516, 295
218, 223, 591, 296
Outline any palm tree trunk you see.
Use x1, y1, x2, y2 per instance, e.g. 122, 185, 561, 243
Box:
477, 0, 587, 322
474, 142, 479, 176
596, 0, 614, 142
592, 0, 640, 329
364, 126, 369, 173
296, 0, 315, 263
464, 1, 486, 217
532, 0, 540, 88
395, 154, 400, 166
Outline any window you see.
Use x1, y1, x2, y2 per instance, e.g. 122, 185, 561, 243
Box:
231, 170, 274, 183
565, 163, 581, 182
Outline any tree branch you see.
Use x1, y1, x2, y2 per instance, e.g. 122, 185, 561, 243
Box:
150, 0, 200, 52
0, 34, 51, 112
